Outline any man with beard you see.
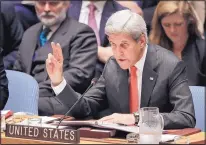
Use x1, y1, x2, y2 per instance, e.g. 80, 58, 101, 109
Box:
13, 1, 97, 116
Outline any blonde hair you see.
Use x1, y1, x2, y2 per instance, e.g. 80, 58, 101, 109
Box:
149, 1, 204, 50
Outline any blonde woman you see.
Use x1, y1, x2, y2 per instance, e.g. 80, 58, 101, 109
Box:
149, 1, 206, 86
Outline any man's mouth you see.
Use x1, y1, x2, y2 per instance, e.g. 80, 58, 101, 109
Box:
118, 59, 126, 62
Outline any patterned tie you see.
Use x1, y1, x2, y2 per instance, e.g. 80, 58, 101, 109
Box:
39, 27, 51, 47
129, 66, 139, 113
88, 3, 101, 45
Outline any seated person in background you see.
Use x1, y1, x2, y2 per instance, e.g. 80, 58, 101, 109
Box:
0, 48, 9, 110
0, 2, 24, 69
13, 1, 97, 116
46, 10, 195, 129
149, 1, 206, 86
68, 0, 125, 78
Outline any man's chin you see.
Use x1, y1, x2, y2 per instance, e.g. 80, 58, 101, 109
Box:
118, 63, 130, 70
41, 18, 57, 27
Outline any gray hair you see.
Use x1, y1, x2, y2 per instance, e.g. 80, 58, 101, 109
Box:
105, 10, 148, 43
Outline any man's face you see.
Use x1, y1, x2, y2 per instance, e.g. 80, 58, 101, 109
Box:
35, 1, 69, 27
108, 33, 145, 69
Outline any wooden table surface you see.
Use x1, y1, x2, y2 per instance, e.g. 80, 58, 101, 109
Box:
1, 130, 205, 144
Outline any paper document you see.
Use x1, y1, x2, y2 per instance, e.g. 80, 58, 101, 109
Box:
161, 134, 180, 142
51, 120, 139, 133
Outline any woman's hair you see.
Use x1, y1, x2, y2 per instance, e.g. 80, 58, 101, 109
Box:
149, 1, 204, 50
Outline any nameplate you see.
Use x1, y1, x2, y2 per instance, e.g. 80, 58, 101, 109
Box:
5, 124, 80, 143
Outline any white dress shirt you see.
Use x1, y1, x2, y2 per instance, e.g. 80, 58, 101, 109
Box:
52, 45, 148, 98
78, 1, 106, 30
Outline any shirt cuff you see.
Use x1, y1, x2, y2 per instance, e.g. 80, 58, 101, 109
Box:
51, 78, 67, 96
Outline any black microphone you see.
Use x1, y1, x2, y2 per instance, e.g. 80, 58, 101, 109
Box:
56, 78, 98, 128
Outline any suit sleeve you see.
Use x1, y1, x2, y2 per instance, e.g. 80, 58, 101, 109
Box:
39, 58, 109, 117
2, 3, 24, 69
0, 48, 9, 110
161, 61, 196, 129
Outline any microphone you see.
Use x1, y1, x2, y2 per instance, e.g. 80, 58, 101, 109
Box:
56, 78, 98, 128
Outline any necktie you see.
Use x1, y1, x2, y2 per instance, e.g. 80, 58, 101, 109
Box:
88, 3, 101, 45
129, 66, 139, 113
39, 27, 51, 47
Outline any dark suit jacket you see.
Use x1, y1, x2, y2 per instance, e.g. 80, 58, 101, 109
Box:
0, 48, 9, 110
56, 44, 195, 129
14, 16, 98, 116
68, 0, 125, 78
182, 35, 206, 86
0, 2, 24, 69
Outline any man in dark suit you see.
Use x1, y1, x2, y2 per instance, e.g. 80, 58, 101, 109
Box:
0, 48, 9, 110
13, 1, 97, 116
46, 10, 195, 129
68, 0, 125, 78
0, 2, 24, 69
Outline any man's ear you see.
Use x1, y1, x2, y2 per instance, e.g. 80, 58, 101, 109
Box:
139, 34, 146, 48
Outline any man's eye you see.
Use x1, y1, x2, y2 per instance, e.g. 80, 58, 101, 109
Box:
163, 23, 170, 27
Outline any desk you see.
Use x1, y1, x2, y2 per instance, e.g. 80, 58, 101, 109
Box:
1, 130, 205, 144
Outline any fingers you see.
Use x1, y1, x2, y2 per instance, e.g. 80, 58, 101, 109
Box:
46, 53, 53, 74
51, 42, 63, 63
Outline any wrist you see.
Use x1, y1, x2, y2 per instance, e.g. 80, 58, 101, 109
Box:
51, 77, 64, 87
133, 112, 139, 125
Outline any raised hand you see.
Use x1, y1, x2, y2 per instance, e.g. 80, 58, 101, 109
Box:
46, 42, 64, 86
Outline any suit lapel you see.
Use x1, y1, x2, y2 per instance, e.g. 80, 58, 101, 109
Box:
141, 45, 158, 107
116, 67, 130, 113
68, 1, 82, 21
49, 17, 70, 43
26, 23, 42, 74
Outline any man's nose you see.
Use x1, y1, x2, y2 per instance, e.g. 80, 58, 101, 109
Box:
44, 3, 51, 12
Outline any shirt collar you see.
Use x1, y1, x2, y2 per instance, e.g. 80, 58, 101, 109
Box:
82, 1, 106, 13
133, 44, 148, 73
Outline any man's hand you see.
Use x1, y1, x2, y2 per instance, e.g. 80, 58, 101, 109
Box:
98, 46, 113, 63
98, 113, 135, 125
46, 42, 64, 86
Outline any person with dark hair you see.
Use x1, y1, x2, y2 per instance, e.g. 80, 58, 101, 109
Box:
149, 1, 206, 86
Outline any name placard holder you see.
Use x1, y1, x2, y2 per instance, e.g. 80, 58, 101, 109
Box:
5, 124, 80, 144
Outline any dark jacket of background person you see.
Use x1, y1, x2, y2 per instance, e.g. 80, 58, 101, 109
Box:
0, 47, 9, 110
0, 2, 24, 69
181, 35, 206, 86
